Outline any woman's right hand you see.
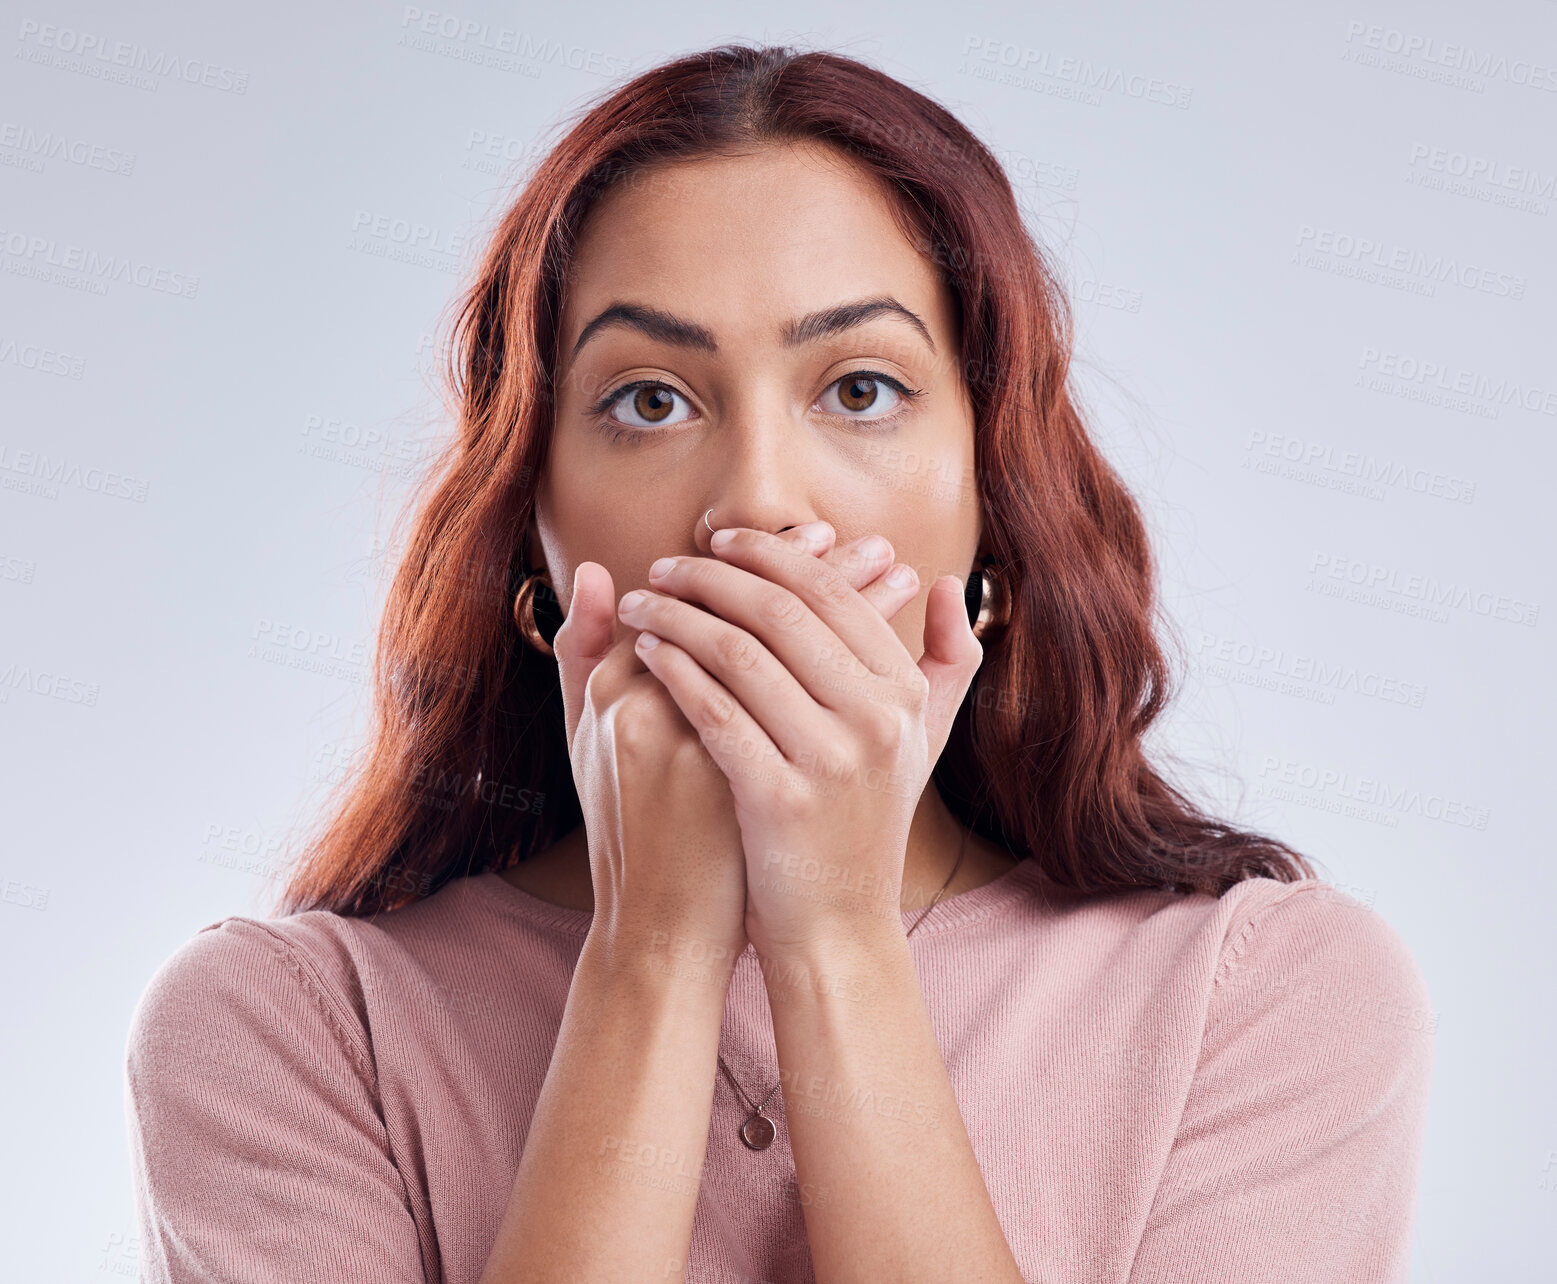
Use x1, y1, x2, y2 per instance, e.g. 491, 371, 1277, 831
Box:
551, 523, 917, 975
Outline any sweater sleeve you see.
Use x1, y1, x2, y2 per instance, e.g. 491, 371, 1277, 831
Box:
1126, 884, 1435, 1284
124, 917, 429, 1284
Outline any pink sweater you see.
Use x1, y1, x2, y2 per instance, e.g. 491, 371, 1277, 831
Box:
124, 862, 1434, 1283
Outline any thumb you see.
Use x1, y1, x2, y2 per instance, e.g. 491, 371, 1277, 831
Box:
918, 574, 984, 757
551, 561, 616, 751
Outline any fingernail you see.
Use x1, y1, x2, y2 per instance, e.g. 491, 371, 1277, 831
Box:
859, 535, 891, 560
636, 631, 660, 649
710, 528, 736, 550
886, 563, 916, 588
648, 557, 676, 579
619, 590, 646, 612
792, 521, 832, 544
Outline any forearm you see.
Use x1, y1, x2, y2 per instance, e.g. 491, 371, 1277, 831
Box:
479, 929, 731, 1284
762, 926, 1025, 1284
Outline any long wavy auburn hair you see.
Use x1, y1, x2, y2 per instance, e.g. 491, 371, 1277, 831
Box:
276, 43, 1314, 919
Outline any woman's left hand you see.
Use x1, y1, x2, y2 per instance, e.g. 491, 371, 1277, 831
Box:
614, 525, 985, 957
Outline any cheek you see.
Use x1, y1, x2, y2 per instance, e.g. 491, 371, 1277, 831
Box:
537, 470, 687, 616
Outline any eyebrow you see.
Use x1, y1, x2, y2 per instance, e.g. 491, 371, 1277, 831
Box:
567, 295, 936, 364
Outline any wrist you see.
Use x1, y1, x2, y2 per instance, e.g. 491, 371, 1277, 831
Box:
579, 922, 744, 1006
749, 915, 912, 989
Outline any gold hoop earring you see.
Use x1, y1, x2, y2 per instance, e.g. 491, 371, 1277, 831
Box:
513, 568, 556, 658
969, 558, 1012, 641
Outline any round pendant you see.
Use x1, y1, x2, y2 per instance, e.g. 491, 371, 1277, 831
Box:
740, 1113, 776, 1151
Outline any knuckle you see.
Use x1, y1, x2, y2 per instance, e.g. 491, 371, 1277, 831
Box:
757, 587, 806, 632
714, 627, 762, 673
582, 659, 624, 713
697, 685, 739, 731
857, 703, 901, 748
807, 563, 852, 609
608, 683, 676, 750
582, 663, 607, 707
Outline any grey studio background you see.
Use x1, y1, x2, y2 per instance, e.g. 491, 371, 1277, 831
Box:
1, 1, 1552, 1279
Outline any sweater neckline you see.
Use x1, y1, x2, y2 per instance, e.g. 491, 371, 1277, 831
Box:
465, 854, 1053, 941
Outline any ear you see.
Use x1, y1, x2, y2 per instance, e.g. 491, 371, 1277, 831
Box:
969, 540, 992, 582
971, 509, 991, 565
520, 512, 544, 571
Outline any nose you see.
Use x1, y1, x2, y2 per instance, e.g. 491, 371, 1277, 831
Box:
695, 412, 818, 550
699, 507, 801, 538
697, 508, 812, 552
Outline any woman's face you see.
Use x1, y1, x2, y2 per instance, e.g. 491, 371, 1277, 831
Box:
531, 139, 982, 662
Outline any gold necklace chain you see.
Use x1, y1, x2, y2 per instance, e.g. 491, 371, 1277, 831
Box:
717, 826, 971, 1152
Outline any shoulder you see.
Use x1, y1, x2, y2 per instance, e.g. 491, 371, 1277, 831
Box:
126, 912, 377, 1082
124, 917, 440, 1281
1181, 879, 1438, 1110
1039, 870, 1412, 965
1093, 876, 1431, 1010
1210, 879, 1434, 1026
1128, 881, 1436, 1270
1048, 875, 1436, 1058
126, 874, 566, 1074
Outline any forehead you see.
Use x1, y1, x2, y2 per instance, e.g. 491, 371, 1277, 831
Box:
561, 142, 952, 350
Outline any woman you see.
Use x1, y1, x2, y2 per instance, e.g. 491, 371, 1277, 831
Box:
125, 44, 1433, 1283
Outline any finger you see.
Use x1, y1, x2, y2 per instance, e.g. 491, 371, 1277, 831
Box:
639, 550, 926, 731
720, 522, 918, 620
630, 629, 784, 786
617, 588, 827, 759
919, 575, 985, 757
774, 522, 836, 556
703, 527, 912, 680
641, 552, 881, 723
782, 524, 921, 622
550, 561, 618, 751
850, 554, 920, 622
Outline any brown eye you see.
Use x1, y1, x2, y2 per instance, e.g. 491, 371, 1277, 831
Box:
600, 381, 693, 432
837, 376, 879, 412
819, 372, 912, 421
632, 385, 676, 422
